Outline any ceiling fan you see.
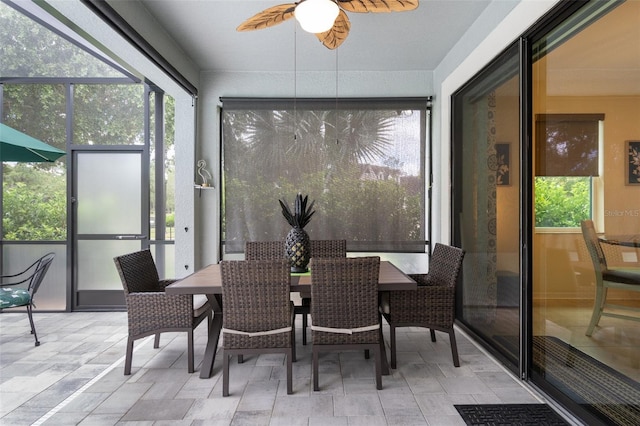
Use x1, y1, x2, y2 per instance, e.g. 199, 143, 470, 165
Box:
237, 0, 419, 50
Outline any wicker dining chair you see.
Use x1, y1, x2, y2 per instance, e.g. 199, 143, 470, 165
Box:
245, 239, 347, 345
581, 220, 640, 336
310, 256, 382, 391
114, 249, 212, 375
220, 259, 295, 396
0, 252, 55, 346
380, 243, 465, 368
245, 240, 286, 262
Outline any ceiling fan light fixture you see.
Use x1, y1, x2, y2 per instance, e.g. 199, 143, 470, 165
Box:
294, 0, 339, 34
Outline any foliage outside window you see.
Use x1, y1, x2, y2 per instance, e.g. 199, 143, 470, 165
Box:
222, 98, 427, 253
2, 84, 67, 241
534, 177, 591, 227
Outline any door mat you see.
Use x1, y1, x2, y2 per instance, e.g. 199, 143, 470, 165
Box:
455, 404, 568, 425
494, 335, 640, 425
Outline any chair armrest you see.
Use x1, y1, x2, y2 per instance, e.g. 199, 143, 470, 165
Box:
386, 286, 455, 324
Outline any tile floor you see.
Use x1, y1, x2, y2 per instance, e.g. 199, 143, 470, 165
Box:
0, 311, 579, 425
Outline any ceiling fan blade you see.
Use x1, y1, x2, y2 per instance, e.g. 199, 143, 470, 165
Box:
316, 10, 351, 50
337, 0, 419, 13
236, 4, 297, 31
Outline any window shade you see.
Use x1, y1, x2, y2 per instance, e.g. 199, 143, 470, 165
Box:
535, 114, 604, 176
221, 97, 428, 253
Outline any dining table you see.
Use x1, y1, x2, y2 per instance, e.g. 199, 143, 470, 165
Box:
166, 260, 417, 379
598, 234, 640, 248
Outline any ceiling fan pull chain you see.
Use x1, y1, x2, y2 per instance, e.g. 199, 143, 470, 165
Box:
293, 23, 297, 141
335, 46, 339, 145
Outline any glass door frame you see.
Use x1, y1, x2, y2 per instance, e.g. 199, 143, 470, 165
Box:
451, 38, 528, 379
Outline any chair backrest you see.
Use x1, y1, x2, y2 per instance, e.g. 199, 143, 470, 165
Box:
427, 243, 465, 288
29, 252, 55, 296
581, 219, 608, 273
245, 239, 347, 261
310, 256, 380, 329
220, 259, 291, 333
245, 241, 286, 261
310, 239, 347, 258
113, 249, 161, 294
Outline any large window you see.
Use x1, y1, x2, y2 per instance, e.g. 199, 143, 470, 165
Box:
221, 98, 428, 253
534, 114, 604, 228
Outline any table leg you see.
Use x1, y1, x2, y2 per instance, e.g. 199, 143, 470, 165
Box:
200, 294, 223, 379
379, 312, 390, 375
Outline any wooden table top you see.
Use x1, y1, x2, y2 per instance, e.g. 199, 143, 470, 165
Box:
599, 235, 640, 248
166, 260, 417, 295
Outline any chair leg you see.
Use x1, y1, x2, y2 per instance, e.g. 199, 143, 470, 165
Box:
374, 344, 382, 390
430, 329, 436, 342
223, 351, 230, 397
586, 284, 605, 336
365, 349, 370, 359
390, 324, 397, 369
301, 297, 310, 346
448, 328, 460, 367
302, 313, 308, 345
26, 304, 40, 346
154, 333, 161, 348
286, 348, 293, 394
124, 337, 134, 375
187, 330, 194, 373
291, 326, 297, 363
312, 347, 320, 391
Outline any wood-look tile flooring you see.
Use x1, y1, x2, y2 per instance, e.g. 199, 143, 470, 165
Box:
0, 311, 577, 425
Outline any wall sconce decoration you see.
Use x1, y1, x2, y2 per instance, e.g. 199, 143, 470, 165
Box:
197, 160, 213, 187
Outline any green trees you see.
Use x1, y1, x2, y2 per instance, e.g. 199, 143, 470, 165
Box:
2, 3, 175, 241
2, 164, 66, 240
534, 177, 590, 227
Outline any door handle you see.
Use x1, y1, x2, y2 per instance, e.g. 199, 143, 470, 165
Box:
115, 235, 147, 240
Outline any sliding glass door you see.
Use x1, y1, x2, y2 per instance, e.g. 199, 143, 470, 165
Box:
452, 42, 523, 370
453, 1, 640, 424
530, 1, 640, 424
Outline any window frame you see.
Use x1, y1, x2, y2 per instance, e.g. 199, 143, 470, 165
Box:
534, 116, 605, 233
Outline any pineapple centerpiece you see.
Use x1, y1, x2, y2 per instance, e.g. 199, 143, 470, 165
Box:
279, 193, 315, 273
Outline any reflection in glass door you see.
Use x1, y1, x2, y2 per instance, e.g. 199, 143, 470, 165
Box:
531, 1, 640, 424
452, 42, 522, 369
74, 150, 146, 309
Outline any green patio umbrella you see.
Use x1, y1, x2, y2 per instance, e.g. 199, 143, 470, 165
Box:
0, 123, 66, 163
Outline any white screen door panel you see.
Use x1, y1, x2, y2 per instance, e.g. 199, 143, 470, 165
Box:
75, 151, 144, 293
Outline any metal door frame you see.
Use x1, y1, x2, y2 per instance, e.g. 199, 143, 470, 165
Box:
70, 146, 149, 310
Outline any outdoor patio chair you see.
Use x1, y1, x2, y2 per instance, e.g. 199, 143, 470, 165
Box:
380, 243, 465, 368
310, 256, 382, 391
245, 239, 347, 345
0, 252, 55, 346
220, 259, 295, 396
113, 249, 212, 375
581, 220, 640, 336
